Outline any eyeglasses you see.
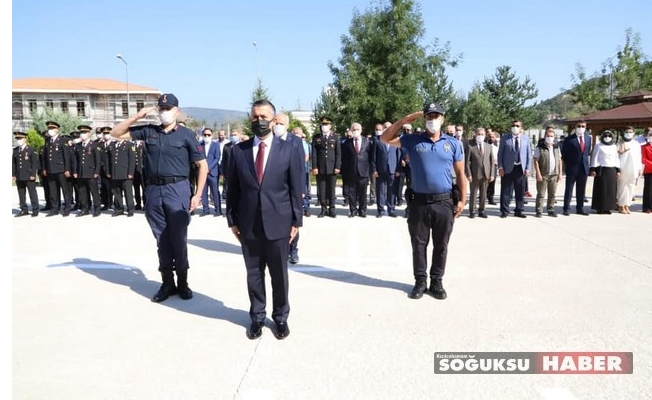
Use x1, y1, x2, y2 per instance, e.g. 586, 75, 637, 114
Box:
512, 124, 521, 128
203, 135, 212, 137
576, 125, 586, 128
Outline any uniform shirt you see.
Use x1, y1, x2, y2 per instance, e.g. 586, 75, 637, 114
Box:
400, 133, 463, 194
130, 124, 205, 179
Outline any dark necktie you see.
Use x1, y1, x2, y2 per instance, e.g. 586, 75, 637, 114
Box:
255, 142, 266, 184
479, 143, 484, 157
354, 138, 360, 153
515, 136, 520, 163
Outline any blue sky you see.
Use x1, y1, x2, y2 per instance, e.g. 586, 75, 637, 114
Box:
11, 0, 652, 113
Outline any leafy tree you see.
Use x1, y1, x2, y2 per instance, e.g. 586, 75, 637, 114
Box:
326, 0, 460, 133
241, 78, 273, 136
607, 28, 652, 100
481, 65, 538, 132
459, 85, 494, 133
311, 87, 341, 133
31, 110, 84, 136
285, 111, 309, 139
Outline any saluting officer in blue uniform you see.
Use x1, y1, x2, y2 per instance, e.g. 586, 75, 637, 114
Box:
380, 101, 467, 301
110, 93, 208, 303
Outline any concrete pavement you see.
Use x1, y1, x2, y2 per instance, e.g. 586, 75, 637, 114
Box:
11, 178, 652, 399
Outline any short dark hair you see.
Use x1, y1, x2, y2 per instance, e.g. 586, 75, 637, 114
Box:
252, 99, 276, 115
576, 119, 586, 125
202, 127, 213, 134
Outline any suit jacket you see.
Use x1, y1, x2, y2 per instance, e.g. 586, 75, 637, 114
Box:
371, 137, 399, 179
226, 136, 303, 241
465, 140, 494, 181
497, 133, 532, 174
341, 136, 374, 184
311, 133, 341, 174
281, 132, 307, 189
74, 141, 102, 179
561, 133, 591, 175
203, 140, 221, 177
220, 142, 235, 178
12, 145, 39, 180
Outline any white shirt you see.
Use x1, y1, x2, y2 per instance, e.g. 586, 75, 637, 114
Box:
591, 142, 620, 168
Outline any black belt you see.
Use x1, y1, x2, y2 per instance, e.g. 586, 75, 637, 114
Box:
411, 191, 452, 204
147, 176, 187, 186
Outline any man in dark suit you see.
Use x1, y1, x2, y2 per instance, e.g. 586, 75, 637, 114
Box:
226, 99, 303, 341
560, 119, 592, 216
200, 128, 222, 216
311, 116, 341, 217
341, 122, 374, 217
372, 122, 400, 217
465, 127, 495, 218
497, 119, 532, 218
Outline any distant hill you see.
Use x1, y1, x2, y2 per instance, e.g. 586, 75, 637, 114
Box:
183, 107, 247, 127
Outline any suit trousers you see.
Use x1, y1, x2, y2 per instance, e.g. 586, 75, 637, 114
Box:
145, 181, 191, 273
345, 176, 369, 213
201, 174, 222, 214
563, 168, 588, 212
16, 180, 39, 211
469, 178, 488, 214
535, 175, 558, 213
500, 165, 525, 215
407, 198, 455, 282
316, 173, 336, 209
375, 174, 395, 213
241, 237, 290, 324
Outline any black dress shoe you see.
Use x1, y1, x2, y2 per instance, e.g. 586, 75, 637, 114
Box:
135, 204, 142, 210
359, 211, 366, 218
76, 210, 90, 217
62, 210, 71, 217
92, 211, 101, 217
488, 201, 497, 205
303, 210, 311, 217
562, 210, 570, 216
41, 206, 51, 211
112, 210, 124, 217
31, 211, 39, 217
408, 281, 427, 299
46, 210, 59, 217
576, 210, 589, 216
500, 213, 508, 218
127, 212, 134, 217
15, 210, 29, 217
329, 210, 336, 218
101, 206, 109, 211
478, 212, 488, 218
388, 212, 398, 218
177, 286, 193, 300
514, 212, 527, 218
429, 280, 447, 300
318, 210, 326, 218
548, 211, 557, 217
535, 212, 542, 218
274, 321, 290, 340
469, 213, 475, 219
246, 322, 264, 340
151, 283, 178, 303
288, 251, 299, 264
376, 213, 384, 218
348, 212, 355, 218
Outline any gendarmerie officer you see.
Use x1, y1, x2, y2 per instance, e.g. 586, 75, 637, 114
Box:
311, 116, 341, 217
109, 136, 136, 217
98, 127, 115, 210
69, 130, 83, 210
73, 125, 102, 217
12, 131, 40, 217
42, 120, 73, 217
380, 101, 467, 301
110, 93, 208, 303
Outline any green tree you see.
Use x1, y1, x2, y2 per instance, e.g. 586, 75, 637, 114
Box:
311, 87, 341, 133
31, 110, 84, 136
326, 0, 460, 133
459, 85, 494, 133
607, 28, 652, 100
286, 111, 309, 139
481, 65, 539, 132
241, 78, 273, 136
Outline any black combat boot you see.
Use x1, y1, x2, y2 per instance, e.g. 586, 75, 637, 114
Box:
176, 271, 193, 300
429, 279, 447, 300
151, 271, 177, 303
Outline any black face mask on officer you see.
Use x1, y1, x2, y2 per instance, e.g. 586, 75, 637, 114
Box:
251, 120, 271, 138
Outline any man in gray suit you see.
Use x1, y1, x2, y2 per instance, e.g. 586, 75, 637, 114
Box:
465, 127, 495, 218
497, 120, 532, 218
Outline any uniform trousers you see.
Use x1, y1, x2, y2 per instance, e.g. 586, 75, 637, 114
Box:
16, 180, 39, 211
79, 177, 101, 212
48, 172, 73, 212
145, 180, 191, 273
316, 173, 337, 210
407, 198, 455, 283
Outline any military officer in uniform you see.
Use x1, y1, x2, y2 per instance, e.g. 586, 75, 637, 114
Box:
73, 125, 102, 217
98, 127, 114, 210
69, 130, 83, 210
108, 136, 136, 217
38, 130, 52, 212
42, 120, 73, 216
12, 131, 40, 217
311, 116, 341, 217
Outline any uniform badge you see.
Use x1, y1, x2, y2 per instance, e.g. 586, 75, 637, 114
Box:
197, 144, 203, 152
25, 154, 29, 160
444, 143, 451, 153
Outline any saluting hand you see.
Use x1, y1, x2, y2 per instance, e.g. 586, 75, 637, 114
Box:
137, 106, 158, 119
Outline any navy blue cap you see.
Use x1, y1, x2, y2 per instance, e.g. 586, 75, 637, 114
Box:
46, 120, 61, 129
158, 93, 179, 108
77, 125, 92, 132
423, 101, 445, 115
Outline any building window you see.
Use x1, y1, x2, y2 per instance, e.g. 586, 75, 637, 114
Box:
77, 101, 86, 117
121, 101, 128, 117
28, 99, 37, 116
61, 101, 69, 114
12, 100, 23, 120
45, 99, 54, 109
136, 101, 144, 112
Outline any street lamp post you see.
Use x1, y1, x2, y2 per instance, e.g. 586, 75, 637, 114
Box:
252, 41, 259, 82
116, 54, 129, 116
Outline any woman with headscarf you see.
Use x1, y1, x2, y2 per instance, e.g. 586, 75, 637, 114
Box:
590, 130, 620, 214
616, 126, 643, 214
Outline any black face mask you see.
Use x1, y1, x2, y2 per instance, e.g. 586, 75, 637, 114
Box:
251, 120, 271, 138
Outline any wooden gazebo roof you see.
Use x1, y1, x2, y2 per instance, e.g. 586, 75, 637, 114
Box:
563, 90, 652, 133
